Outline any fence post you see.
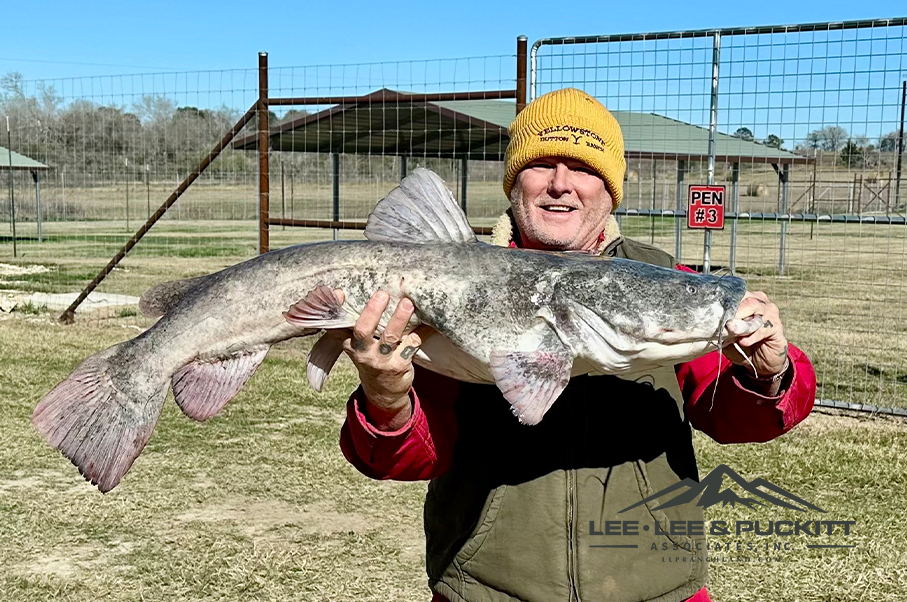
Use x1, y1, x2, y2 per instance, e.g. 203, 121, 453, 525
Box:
332, 153, 340, 241
730, 162, 739, 274
675, 160, 684, 263
32, 170, 42, 243
5, 118, 16, 258
516, 36, 528, 113
258, 51, 270, 254
809, 157, 817, 239
895, 80, 905, 210
124, 157, 130, 231
280, 155, 286, 230
460, 157, 468, 213
703, 31, 721, 274
650, 158, 657, 244
779, 163, 789, 276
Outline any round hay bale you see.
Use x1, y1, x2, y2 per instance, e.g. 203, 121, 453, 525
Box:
746, 184, 768, 197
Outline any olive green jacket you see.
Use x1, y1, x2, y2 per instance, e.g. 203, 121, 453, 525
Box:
426, 225, 708, 602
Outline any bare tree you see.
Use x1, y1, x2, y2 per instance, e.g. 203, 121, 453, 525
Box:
805, 126, 849, 151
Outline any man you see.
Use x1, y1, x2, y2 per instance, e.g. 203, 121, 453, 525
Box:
336, 88, 816, 602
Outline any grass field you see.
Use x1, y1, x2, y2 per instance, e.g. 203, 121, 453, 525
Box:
1, 181, 906, 599
1, 313, 905, 601
3, 200, 906, 410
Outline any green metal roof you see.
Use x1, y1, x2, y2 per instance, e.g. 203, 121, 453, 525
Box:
234, 89, 808, 164
611, 111, 806, 164
233, 88, 513, 160
432, 99, 518, 130
0, 145, 50, 171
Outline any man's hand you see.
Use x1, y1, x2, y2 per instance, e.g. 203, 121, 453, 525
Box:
330, 289, 429, 431
723, 291, 790, 383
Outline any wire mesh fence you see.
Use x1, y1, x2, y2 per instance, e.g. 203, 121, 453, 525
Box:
2, 20, 906, 411
532, 19, 907, 410
0, 53, 518, 323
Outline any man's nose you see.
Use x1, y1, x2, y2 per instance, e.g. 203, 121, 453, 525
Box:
548, 162, 573, 196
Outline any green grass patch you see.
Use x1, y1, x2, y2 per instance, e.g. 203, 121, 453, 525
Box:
11, 301, 49, 315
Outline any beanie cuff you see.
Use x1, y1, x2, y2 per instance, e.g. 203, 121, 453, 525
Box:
503, 88, 626, 206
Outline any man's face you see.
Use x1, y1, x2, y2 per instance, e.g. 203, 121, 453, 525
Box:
509, 157, 614, 252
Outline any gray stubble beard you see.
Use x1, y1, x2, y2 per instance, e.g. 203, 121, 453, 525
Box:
509, 187, 609, 251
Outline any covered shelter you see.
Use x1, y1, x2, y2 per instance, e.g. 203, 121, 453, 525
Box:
232, 88, 515, 213
234, 88, 809, 270
233, 87, 807, 211
1, 145, 50, 250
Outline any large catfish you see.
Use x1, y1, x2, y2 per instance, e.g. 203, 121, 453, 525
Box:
33, 168, 759, 492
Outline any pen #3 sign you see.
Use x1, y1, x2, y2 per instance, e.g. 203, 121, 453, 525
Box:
688, 185, 725, 229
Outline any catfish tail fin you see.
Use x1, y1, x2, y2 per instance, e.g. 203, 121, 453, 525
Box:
32, 342, 167, 493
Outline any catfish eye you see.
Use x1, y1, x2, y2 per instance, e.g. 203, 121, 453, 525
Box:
686, 285, 697, 295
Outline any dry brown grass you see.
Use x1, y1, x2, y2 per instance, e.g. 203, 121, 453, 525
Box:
1, 313, 905, 601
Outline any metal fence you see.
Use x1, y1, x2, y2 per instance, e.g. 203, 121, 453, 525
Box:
532, 18, 907, 411
0, 50, 518, 321
2, 20, 907, 412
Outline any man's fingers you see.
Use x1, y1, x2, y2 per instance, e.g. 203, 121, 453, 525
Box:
352, 290, 389, 347
381, 298, 415, 348
735, 311, 783, 349
398, 330, 423, 361
734, 295, 766, 321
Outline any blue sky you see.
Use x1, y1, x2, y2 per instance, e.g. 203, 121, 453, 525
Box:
3, 1, 906, 144
3, 1, 905, 80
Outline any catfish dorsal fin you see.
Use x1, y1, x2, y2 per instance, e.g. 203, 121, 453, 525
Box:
365, 168, 477, 244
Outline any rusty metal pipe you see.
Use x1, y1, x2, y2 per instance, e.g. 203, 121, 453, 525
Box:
268, 90, 517, 106
265, 217, 494, 236
516, 36, 528, 113
258, 52, 270, 254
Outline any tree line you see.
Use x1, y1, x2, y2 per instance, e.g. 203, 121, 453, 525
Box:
732, 125, 903, 169
4, 70, 902, 185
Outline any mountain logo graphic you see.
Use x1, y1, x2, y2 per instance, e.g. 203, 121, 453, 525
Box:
619, 464, 826, 513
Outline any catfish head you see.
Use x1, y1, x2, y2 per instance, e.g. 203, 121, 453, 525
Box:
555, 258, 753, 372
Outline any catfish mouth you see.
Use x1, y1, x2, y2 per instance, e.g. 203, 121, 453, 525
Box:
642, 304, 728, 345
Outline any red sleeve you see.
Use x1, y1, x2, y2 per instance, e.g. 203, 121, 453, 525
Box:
339, 367, 459, 481
678, 346, 815, 443
673, 263, 816, 443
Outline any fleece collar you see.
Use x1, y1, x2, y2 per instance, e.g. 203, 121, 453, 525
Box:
490, 208, 623, 256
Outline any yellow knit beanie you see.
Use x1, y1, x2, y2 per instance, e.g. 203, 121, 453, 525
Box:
504, 88, 625, 206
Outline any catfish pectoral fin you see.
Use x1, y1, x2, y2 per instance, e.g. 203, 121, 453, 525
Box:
284, 285, 358, 330
488, 347, 574, 426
